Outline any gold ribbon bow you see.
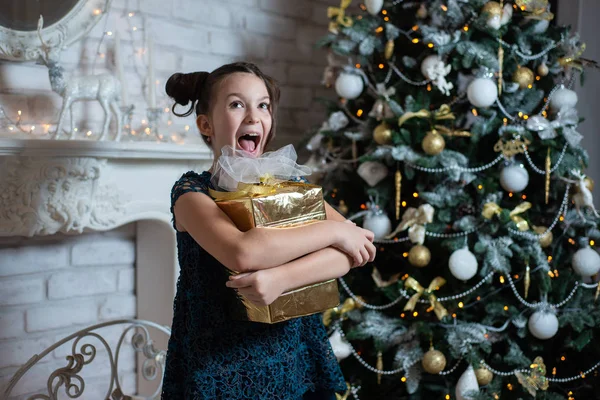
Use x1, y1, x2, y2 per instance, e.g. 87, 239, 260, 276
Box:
559, 43, 588, 71
515, 0, 554, 21
482, 202, 532, 231
209, 179, 279, 201
433, 125, 472, 138
336, 383, 352, 400
403, 276, 448, 320
327, 0, 353, 34
398, 104, 455, 128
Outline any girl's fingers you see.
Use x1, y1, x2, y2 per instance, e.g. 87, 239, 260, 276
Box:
229, 272, 252, 280
226, 276, 253, 288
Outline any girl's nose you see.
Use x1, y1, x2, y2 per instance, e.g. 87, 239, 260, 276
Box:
246, 113, 259, 124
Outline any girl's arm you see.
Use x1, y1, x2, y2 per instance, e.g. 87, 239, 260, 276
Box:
226, 246, 354, 306
174, 192, 375, 273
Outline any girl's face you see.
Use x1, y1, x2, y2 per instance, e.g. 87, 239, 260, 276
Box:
197, 72, 273, 158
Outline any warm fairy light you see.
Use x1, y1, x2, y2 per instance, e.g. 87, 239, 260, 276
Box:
484, 333, 489, 339
518, 112, 524, 117
591, 240, 596, 246
129, 12, 135, 17
514, 274, 519, 279
548, 270, 554, 278
141, 119, 147, 124
428, 43, 434, 48
441, 5, 448, 11
553, 367, 557, 375
158, 134, 164, 140
402, 274, 409, 280
133, 26, 138, 31
523, 114, 529, 120
356, 63, 361, 68
542, 110, 548, 117
74, 128, 78, 132
378, 63, 385, 69
413, 311, 418, 317
569, 238, 576, 245
131, 130, 136, 135
86, 130, 92, 136
359, 3, 366, 10
412, 25, 419, 31
476, 296, 481, 301
528, 84, 533, 89
452, 313, 457, 318
463, 25, 469, 32
382, 9, 387, 15
520, 5, 526, 11
168, 120, 172, 125
504, 305, 509, 311
30, 125, 36, 131
581, 372, 586, 378
145, 127, 151, 134
548, 256, 553, 262
360, 204, 367, 210
357, 109, 363, 117
17, 110, 21, 116
522, 195, 527, 200
400, 313, 405, 318
413, 192, 419, 198
184, 125, 190, 131
401, 376, 407, 382
427, 84, 432, 91
472, 109, 478, 116
403, 252, 409, 257
412, 38, 420, 44
375, 26, 384, 33
536, 76, 541, 81
494, 395, 499, 400
93, 9, 102, 15
507, 383, 513, 390
357, 15, 362, 20
478, 184, 483, 190
499, 276, 505, 284
560, 215, 565, 221
426, 306, 433, 313
508, 192, 514, 197
106, 31, 113, 36
384, 16, 390, 21
503, 118, 508, 126
401, 201, 407, 207
446, 395, 450, 400
458, 302, 464, 308
561, 356, 566, 361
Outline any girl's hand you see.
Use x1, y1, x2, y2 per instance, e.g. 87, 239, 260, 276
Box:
332, 221, 377, 268
225, 270, 285, 307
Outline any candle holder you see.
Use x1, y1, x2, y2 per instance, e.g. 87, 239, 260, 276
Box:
146, 107, 163, 141
119, 104, 135, 141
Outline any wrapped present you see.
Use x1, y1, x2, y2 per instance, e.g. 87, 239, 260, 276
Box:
210, 145, 340, 324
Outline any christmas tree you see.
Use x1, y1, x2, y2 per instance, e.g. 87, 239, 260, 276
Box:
309, 1, 600, 399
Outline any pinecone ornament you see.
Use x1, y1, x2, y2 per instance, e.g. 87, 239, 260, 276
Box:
457, 203, 476, 217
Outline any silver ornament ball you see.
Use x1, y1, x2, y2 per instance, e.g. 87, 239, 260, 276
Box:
363, 213, 392, 240
528, 311, 559, 340
335, 72, 364, 100
572, 246, 600, 277
449, 247, 478, 281
500, 164, 529, 193
467, 78, 498, 108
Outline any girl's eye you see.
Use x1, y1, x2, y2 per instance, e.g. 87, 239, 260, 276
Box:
259, 102, 270, 110
230, 101, 244, 108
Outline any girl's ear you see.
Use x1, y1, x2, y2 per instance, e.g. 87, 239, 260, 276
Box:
196, 114, 213, 140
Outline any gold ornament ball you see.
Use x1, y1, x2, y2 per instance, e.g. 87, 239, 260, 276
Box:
373, 123, 393, 145
538, 63, 549, 77
475, 367, 494, 386
422, 348, 447, 374
422, 131, 446, 156
533, 226, 553, 248
481, 1, 503, 17
408, 245, 431, 268
513, 66, 535, 89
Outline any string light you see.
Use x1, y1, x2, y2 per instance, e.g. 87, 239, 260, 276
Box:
128, 12, 135, 17
428, 43, 434, 48
93, 9, 102, 15
378, 63, 385, 69
413, 311, 418, 317
478, 184, 483, 190
591, 240, 596, 246
382, 10, 387, 15
441, 5, 448, 11
412, 38, 420, 44
499, 276, 505, 284
355, 63, 361, 68
375, 26, 384, 33
356, 109, 363, 117
458, 302, 464, 308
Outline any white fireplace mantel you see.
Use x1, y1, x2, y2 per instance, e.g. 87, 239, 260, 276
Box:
0, 138, 213, 237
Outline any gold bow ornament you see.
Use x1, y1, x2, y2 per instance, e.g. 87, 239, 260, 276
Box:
404, 276, 448, 320
558, 43, 600, 71
515, 0, 554, 21
328, 0, 353, 34
482, 202, 532, 231
386, 204, 434, 243
398, 104, 456, 128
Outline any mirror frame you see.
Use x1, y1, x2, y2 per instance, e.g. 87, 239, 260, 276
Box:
0, 0, 111, 62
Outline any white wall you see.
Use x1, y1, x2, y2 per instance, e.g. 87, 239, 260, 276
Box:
557, 0, 600, 198
0, 224, 138, 398
0, 0, 337, 147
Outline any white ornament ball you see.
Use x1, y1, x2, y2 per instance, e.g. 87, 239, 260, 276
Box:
329, 330, 352, 361
449, 248, 478, 281
467, 78, 498, 108
532, 20, 550, 34
335, 72, 364, 100
421, 55, 441, 80
363, 213, 392, 240
549, 87, 578, 112
456, 365, 480, 400
528, 311, 559, 340
500, 164, 529, 193
365, 0, 384, 15
572, 247, 600, 277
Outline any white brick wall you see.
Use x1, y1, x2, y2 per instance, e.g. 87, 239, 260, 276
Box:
0, 0, 338, 147
0, 224, 138, 398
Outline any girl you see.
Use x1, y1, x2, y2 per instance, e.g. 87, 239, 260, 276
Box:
162, 62, 376, 400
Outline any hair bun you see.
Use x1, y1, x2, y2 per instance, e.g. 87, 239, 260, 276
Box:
165, 72, 209, 115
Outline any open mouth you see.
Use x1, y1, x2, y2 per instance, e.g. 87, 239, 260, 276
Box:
237, 132, 261, 154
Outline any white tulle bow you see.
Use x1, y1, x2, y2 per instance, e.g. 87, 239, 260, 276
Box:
526, 107, 582, 147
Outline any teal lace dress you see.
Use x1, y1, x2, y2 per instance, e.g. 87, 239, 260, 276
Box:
161, 171, 346, 399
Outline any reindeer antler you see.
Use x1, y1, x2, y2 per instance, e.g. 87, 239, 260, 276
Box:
571, 169, 586, 180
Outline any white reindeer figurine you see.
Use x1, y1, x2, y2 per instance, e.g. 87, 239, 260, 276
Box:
37, 16, 122, 141
564, 169, 600, 219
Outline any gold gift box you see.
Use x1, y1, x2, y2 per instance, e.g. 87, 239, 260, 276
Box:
213, 181, 340, 324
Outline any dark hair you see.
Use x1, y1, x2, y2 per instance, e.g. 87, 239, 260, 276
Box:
165, 62, 280, 149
